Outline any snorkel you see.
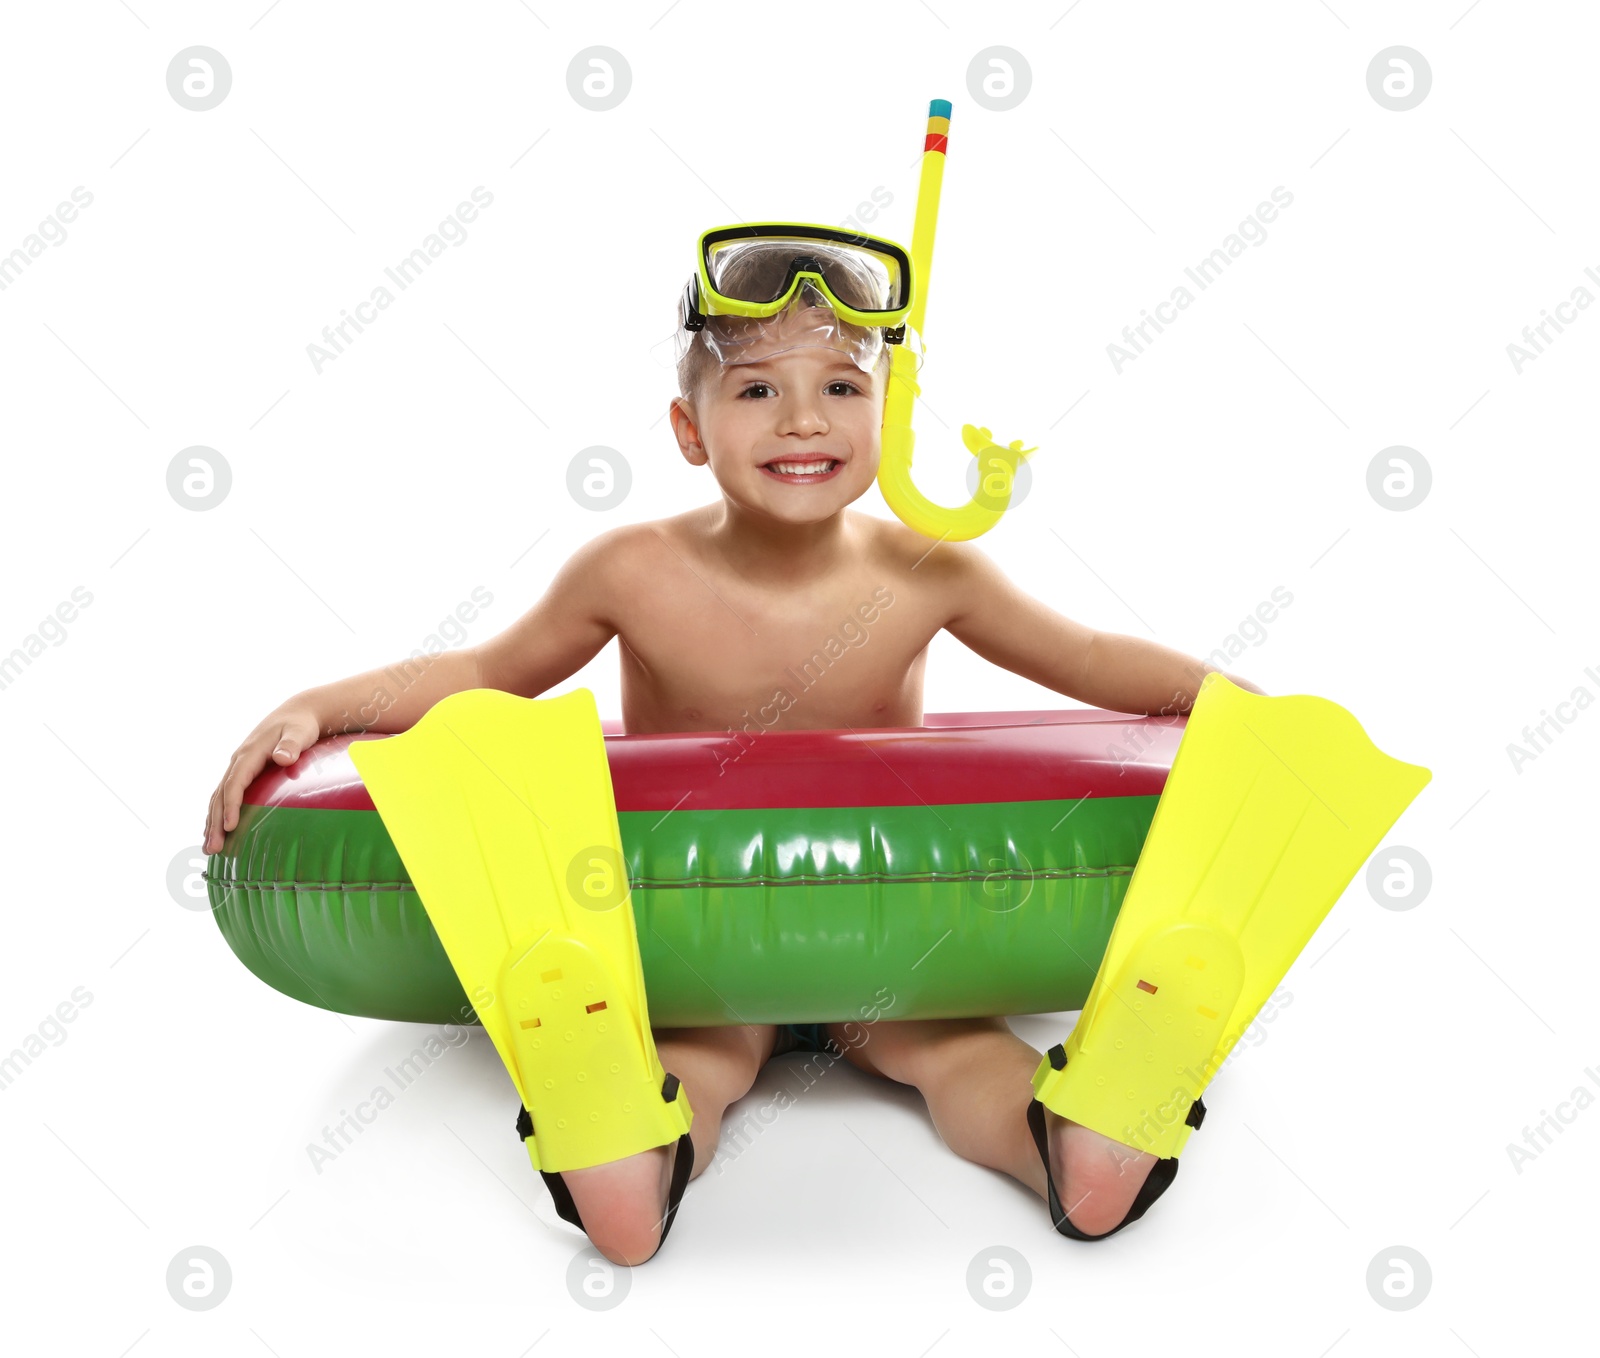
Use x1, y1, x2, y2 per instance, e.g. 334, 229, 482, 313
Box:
878, 99, 1035, 541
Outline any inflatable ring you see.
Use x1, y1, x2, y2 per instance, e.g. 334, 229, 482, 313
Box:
206, 705, 1183, 1027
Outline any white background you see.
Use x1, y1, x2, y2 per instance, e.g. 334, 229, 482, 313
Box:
1, 1, 1593, 1353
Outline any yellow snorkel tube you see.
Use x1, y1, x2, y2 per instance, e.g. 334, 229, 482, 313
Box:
879, 100, 1035, 541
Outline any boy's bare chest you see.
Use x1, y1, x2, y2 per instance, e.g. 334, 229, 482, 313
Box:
615, 562, 937, 732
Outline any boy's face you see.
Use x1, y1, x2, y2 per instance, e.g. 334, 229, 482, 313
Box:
670, 308, 888, 524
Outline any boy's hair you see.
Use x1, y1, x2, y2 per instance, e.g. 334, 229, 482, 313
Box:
675, 239, 894, 403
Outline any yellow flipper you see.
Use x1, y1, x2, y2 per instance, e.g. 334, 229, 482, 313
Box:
347, 687, 692, 1175
1031, 674, 1430, 1159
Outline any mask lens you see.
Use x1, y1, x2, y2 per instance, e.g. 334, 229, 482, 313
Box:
704, 234, 904, 315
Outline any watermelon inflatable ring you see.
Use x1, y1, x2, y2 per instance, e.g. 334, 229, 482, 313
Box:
206, 704, 1183, 1027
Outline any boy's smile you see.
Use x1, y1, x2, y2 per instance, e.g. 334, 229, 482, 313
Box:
759, 451, 843, 485
758, 460, 844, 486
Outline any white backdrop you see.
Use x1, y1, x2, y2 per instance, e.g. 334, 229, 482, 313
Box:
1, 1, 1592, 1353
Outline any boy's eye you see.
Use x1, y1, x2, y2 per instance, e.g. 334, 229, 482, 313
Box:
737, 380, 862, 399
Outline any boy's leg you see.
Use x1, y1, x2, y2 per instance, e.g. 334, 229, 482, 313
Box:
558, 1023, 777, 1266
828, 1017, 1158, 1237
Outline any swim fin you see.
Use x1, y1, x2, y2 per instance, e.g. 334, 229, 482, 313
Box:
1029, 673, 1430, 1237
347, 687, 694, 1251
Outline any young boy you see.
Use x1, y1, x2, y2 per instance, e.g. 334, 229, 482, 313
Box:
203, 227, 1263, 1267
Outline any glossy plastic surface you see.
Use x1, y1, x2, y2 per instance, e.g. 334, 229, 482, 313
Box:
208, 704, 1184, 1026
347, 688, 693, 1173
1031, 675, 1432, 1157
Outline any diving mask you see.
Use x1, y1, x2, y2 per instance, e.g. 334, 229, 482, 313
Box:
672, 222, 916, 373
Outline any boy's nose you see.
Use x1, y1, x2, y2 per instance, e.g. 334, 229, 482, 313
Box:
775, 395, 828, 433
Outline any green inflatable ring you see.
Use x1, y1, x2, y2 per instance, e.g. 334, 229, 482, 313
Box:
207, 705, 1180, 1027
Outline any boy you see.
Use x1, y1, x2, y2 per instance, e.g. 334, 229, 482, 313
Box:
203, 226, 1263, 1267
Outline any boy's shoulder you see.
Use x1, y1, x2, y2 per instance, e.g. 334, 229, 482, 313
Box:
590, 508, 977, 581
855, 509, 986, 582
589, 512, 698, 559
573, 515, 712, 586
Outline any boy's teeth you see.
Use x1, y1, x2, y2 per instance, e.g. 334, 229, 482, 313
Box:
769, 461, 835, 475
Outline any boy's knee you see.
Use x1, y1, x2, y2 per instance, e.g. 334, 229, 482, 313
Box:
895, 1017, 1012, 1087
655, 1023, 767, 1094
832, 1018, 926, 1085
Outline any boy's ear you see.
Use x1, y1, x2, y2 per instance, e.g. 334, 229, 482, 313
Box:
669, 396, 708, 466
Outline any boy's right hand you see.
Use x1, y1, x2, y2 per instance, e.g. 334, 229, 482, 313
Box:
203, 704, 323, 854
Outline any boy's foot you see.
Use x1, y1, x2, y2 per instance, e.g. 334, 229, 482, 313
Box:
1037, 1103, 1166, 1238
554, 1140, 683, 1267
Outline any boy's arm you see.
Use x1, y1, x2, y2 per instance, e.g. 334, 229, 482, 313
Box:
203, 533, 622, 855
939, 544, 1266, 717
473, 528, 624, 700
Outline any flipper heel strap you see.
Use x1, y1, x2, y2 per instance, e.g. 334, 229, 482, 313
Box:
1026, 1043, 1204, 1242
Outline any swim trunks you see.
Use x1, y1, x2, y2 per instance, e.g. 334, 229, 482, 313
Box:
772, 1023, 845, 1059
